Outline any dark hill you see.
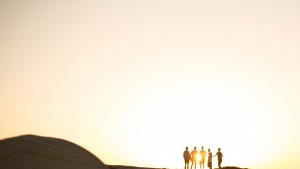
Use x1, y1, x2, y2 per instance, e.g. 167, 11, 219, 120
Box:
0, 134, 109, 169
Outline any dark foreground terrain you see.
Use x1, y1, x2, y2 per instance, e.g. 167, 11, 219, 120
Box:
108, 165, 248, 169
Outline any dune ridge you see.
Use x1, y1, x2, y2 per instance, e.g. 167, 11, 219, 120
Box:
108, 165, 249, 169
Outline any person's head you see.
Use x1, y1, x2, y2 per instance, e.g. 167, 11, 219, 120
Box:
194, 146, 197, 150
218, 148, 221, 152
186, 147, 188, 150
201, 146, 204, 150
208, 148, 210, 152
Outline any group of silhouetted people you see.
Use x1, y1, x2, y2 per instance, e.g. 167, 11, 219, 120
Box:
183, 146, 223, 169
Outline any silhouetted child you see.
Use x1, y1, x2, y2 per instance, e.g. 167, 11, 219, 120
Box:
199, 146, 206, 169
190, 147, 198, 169
207, 149, 212, 169
183, 147, 191, 169
213, 148, 223, 169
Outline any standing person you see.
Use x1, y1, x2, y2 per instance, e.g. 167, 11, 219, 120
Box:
183, 147, 191, 169
214, 148, 223, 168
190, 146, 198, 169
199, 146, 206, 169
207, 149, 212, 169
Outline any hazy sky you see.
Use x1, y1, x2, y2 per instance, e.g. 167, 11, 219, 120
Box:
1, 0, 300, 169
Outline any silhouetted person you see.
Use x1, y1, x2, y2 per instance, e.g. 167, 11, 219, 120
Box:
207, 149, 212, 169
190, 146, 198, 169
183, 147, 191, 169
214, 148, 223, 168
199, 146, 206, 169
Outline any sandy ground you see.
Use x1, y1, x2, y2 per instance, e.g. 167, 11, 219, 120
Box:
108, 165, 248, 169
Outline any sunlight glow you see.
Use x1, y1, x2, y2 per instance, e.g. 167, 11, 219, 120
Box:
196, 154, 201, 163
1, 1, 300, 169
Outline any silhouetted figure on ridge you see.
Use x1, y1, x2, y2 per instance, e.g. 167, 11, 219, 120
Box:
183, 147, 191, 169
214, 148, 223, 168
190, 146, 198, 169
199, 146, 206, 169
207, 149, 212, 169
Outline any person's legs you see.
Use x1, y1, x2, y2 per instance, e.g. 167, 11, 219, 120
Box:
185, 160, 189, 169
200, 159, 204, 169
218, 160, 222, 168
208, 162, 212, 169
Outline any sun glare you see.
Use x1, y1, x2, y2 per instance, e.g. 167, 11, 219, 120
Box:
196, 154, 201, 163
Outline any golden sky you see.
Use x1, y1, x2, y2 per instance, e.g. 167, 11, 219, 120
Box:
1, 0, 300, 169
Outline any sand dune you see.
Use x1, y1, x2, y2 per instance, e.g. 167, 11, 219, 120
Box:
0, 134, 109, 169
0, 135, 248, 169
109, 165, 248, 169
